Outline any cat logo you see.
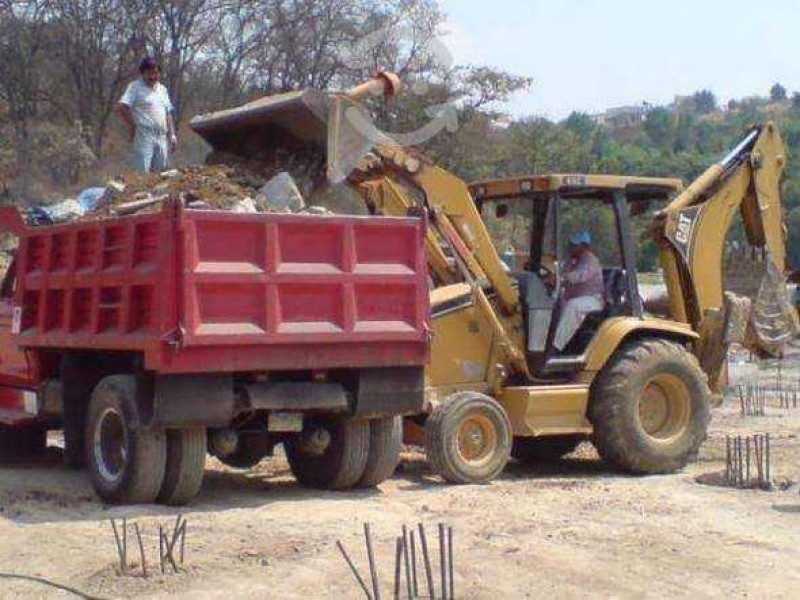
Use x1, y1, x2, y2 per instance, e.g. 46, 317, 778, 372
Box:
675, 212, 694, 245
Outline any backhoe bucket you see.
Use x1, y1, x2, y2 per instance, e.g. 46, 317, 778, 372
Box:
747, 258, 798, 355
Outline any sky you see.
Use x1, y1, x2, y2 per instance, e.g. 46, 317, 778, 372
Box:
439, 0, 800, 120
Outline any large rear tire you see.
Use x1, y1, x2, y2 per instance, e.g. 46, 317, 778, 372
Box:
86, 375, 166, 504
357, 416, 402, 488
425, 392, 512, 484
589, 338, 710, 474
285, 417, 369, 490
158, 428, 206, 506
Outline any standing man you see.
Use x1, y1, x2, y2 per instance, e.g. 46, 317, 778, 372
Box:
116, 57, 178, 173
553, 231, 604, 351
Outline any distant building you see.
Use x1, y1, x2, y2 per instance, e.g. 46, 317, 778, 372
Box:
670, 95, 695, 113
592, 103, 650, 128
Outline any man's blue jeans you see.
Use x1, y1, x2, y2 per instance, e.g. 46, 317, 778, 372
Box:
133, 129, 169, 173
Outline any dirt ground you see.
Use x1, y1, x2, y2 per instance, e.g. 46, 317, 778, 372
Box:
0, 358, 798, 599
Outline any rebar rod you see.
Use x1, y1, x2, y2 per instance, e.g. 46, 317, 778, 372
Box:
122, 518, 127, 573
439, 523, 447, 600
134, 523, 147, 578
447, 527, 454, 600
418, 523, 435, 599
393, 537, 402, 600
402, 526, 412, 600
410, 531, 418, 597
110, 519, 125, 573
336, 541, 372, 600
364, 524, 381, 600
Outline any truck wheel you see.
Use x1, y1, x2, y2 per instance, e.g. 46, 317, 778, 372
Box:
158, 428, 206, 506
285, 417, 370, 490
511, 436, 581, 462
0, 425, 46, 460
589, 339, 710, 474
86, 375, 166, 504
425, 392, 512, 484
357, 416, 402, 488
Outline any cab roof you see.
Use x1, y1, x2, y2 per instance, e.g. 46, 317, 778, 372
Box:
469, 174, 684, 203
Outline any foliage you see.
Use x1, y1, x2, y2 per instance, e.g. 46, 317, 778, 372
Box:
1, 1, 799, 272
770, 83, 788, 102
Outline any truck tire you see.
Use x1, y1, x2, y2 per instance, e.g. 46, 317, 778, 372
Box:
285, 417, 370, 490
425, 392, 512, 484
511, 436, 581, 462
589, 338, 710, 474
357, 416, 402, 488
158, 428, 206, 506
86, 375, 167, 504
0, 425, 46, 460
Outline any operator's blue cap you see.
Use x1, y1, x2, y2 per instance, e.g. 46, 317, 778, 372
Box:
569, 231, 592, 246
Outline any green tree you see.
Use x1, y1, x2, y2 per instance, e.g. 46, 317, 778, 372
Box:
692, 90, 717, 114
643, 107, 675, 147
563, 112, 596, 143
770, 83, 788, 102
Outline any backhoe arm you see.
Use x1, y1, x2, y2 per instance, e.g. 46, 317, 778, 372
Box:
656, 123, 795, 367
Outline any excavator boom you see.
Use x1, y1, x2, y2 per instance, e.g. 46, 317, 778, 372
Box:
657, 123, 796, 366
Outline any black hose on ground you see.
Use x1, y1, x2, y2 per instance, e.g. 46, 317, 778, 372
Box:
0, 572, 108, 600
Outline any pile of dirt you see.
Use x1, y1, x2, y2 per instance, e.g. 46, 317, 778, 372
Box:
110, 164, 268, 211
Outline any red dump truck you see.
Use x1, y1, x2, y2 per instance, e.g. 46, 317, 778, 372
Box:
0, 201, 429, 505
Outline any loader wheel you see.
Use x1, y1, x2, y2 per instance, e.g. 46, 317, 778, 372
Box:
357, 416, 402, 488
425, 392, 512, 484
511, 436, 581, 462
0, 424, 46, 460
86, 375, 166, 504
589, 338, 710, 474
285, 417, 370, 490
158, 428, 206, 506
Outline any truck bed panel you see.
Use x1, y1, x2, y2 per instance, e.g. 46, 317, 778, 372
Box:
13, 204, 430, 373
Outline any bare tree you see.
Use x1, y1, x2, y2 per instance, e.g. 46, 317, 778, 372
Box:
49, 0, 146, 152
0, 0, 53, 201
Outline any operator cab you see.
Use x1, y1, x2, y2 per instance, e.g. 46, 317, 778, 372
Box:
471, 174, 682, 376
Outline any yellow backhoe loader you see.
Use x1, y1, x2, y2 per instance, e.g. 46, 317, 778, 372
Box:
190, 75, 796, 484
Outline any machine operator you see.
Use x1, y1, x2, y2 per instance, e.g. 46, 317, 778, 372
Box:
553, 231, 604, 351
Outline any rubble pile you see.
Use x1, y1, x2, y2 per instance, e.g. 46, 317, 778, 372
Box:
114, 165, 261, 210
26, 162, 321, 226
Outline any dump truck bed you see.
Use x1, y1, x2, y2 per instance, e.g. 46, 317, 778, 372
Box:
11, 202, 429, 374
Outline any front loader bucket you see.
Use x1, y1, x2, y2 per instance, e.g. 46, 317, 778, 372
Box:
190, 76, 396, 183
190, 89, 329, 154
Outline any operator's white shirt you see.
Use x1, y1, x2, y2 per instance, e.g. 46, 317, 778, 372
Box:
119, 79, 173, 134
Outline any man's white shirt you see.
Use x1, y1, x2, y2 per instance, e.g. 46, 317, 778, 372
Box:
120, 79, 173, 134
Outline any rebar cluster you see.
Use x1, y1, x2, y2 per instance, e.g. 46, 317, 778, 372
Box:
725, 435, 772, 489
337, 522, 455, 600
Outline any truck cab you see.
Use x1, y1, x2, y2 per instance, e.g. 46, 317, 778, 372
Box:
0, 219, 37, 428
